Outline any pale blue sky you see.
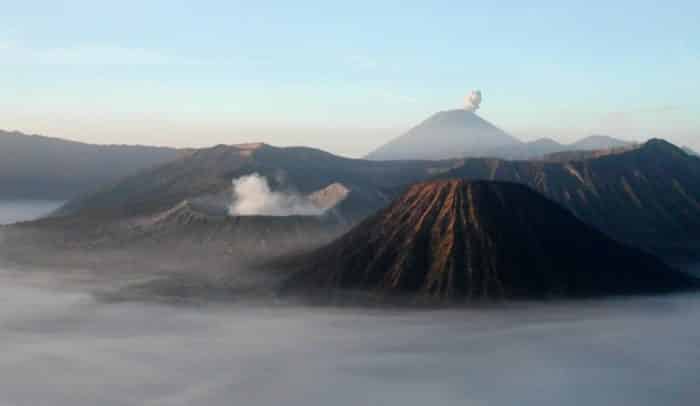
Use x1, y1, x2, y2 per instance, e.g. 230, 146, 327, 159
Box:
2, 1, 699, 156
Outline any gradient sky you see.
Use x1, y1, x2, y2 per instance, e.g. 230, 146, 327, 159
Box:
2, 1, 699, 156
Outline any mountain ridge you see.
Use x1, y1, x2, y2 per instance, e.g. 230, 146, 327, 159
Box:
0, 129, 183, 200
55, 142, 460, 220
433, 139, 700, 259
364, 108, 634, 161
51, 137, 700, 262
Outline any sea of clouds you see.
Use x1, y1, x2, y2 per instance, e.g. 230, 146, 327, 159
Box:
1, 267, 699, 406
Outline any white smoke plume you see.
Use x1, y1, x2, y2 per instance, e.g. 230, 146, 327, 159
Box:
228, 173, 325, 216
465, 90, 482, 111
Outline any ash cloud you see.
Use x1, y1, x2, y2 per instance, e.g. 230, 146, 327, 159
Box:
465, 90, 482, 111
228, 173, 324, 216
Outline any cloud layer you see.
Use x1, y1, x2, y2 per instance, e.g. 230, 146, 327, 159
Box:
1, 268, 699, 406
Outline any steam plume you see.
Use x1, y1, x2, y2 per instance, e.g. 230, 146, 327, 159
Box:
228, 174, 324, 216
465, 90, 482, 111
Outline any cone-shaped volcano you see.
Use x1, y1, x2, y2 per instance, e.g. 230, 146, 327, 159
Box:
365, 109, 520, 160
285, 180, 696, 300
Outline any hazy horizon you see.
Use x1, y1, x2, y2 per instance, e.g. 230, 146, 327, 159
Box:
2, 1, 699, 156
0, 113, 687, 159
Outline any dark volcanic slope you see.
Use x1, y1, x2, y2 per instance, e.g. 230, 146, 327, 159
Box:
58, 143, 457, 219
287, 180, 695, 300
0, 130, 181, 200
434, 139, 700, 257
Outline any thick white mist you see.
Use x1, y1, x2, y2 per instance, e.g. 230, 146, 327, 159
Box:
1, 267, 700, 406
228, 174, 325, 216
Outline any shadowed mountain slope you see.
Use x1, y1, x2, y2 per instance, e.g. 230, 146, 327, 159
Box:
433, 139, 700, 258
0, 130, 182, 200
285, 180, 696, 301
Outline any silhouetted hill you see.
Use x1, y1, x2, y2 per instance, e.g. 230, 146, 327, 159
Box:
0, 130, 181, 200
366, 109, 521, 160
284, 180, 695, 301
57, 143, 458, 220
434, 139, 700, 258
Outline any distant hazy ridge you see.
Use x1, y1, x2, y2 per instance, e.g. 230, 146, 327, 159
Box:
0, 130, 181, 200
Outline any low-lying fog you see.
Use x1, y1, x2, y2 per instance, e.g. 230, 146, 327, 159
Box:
0, 268, 699, 406
2, 202, 700, 406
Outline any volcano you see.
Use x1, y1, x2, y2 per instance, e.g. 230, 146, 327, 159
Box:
285, 180, 696, 301
366, 109, 520, 161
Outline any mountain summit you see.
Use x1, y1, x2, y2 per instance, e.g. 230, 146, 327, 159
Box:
366, 109, 520, 161
285, 180, 696, 301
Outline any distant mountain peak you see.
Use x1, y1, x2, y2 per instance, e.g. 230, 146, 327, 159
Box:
532, 137, 561, 144
409, 109, 499, 132
425, 108, 482, 122
644, 138, 677, 148
571, 134, 632, 150
366, 109, 520, 161
583, 134, 619, 141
